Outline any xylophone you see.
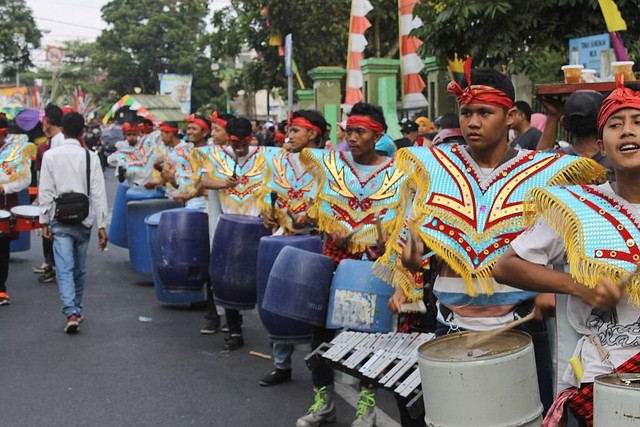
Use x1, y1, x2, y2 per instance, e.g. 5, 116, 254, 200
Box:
305, 331, 434, 417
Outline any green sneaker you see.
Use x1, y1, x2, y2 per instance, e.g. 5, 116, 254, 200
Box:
351, 388, 376, 427
296, 384, 337, 427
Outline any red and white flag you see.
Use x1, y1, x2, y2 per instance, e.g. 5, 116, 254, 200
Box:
345, 0, 373, 107
399, 0, 427, 109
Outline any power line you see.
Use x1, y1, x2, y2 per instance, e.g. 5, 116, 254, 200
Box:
34, 16, 103, 31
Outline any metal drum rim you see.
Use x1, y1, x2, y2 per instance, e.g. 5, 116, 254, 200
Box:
418, 329, 532, 363
595, 372, 640, 390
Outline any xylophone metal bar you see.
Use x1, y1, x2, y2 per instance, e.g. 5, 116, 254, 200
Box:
308, 330, 434, 417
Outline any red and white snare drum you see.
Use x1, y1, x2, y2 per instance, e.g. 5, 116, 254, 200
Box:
11, 205, 41, 232
0, 210, 11, 233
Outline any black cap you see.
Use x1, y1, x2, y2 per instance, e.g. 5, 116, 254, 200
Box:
401, 120, 418, 134
564, 90, 604, 134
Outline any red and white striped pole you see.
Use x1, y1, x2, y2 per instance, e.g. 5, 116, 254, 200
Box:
345, 0, 373, 107
399, 0, 427, 109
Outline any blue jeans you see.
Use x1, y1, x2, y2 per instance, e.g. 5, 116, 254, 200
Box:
51, 222, 91, 318
272, 342, 294, 370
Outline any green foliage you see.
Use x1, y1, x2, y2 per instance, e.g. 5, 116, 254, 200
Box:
414, 0, 640, 78
94, 0, 221, 112
205, 0, 398, 93
0, 0, 42, 75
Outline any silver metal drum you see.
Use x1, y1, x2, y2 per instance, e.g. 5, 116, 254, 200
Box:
418, 330, 543, 427
594, 373, 640, 426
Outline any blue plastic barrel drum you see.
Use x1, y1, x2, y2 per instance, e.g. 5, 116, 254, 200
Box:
145, 208, 207, 304
256, 235, 322, 341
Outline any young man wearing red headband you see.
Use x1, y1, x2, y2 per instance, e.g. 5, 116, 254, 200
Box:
256, 110, 326, 387
494, 77, 640, 427
107, 122, 140, 183
296, 103, 406, 427
0, 113, 32, 305
156, 122, 189, 201
194, 117, 266, 350
210, 112, 234, 145
379, 59, 607, 423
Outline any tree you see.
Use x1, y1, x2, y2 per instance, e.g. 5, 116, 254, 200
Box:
413, 0, 640, 83
0, 0, 42, 78
93, 0, 220, 112
206, 0, 399, 94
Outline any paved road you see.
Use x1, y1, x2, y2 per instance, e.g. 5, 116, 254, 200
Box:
0, 170, 403, 427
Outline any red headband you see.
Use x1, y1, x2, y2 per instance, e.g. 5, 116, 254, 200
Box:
446, 57, 514, 109
229, 135, 252, 144
187, 115, 210, 132
346, 115, 385, 134
210, 112, 228, 129
138, 122, 153, 133
290, 116, 322, 134
122, 122, 137, 133
159, 123, 179, 135
597, 73, 640, 139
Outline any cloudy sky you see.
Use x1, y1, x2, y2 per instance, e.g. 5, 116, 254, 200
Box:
25, 0, 231, 48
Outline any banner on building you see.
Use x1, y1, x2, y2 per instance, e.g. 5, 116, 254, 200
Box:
159, 74, 192, 114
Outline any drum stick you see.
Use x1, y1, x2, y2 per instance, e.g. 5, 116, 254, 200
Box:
345, 222, 366, 241
249, 351, 272, 360
375, 213, 384, 242
465, 311, 536, 349
232, 156, 238, 179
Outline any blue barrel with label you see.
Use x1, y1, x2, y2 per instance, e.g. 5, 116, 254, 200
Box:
145, 208, 205, 304
10, 189, 31, 252
156, 209, 209, 292
257, 235, 322, 342
127, 197, 179, 275
209, 214, 271, 310
108, 183, 130, 248
262, 246, 335, 327
326, 259, 395, 333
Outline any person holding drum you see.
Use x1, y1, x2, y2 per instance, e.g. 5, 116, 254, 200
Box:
494, 77, 640, 427
194, 117, 266, 350
0, 113, 32, 306
381, 58, 607, 422
107, 122, 139, 183
155, 121, 187, 201
257, 110, 326, 387
296, 103, 406, 427
39, 112, 108, 334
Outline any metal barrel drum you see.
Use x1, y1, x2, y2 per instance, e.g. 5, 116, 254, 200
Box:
594, 373, 640, 426
126, 198, 179, 275
156, 209, 210, 292
145, 208, 205, 304
262, 246, 335, 327
108, 182, 130, 248
326, 259, 395, 333
418, 330, 543, 427
256, 235, 322, 342
10, 189, 31, 252
209, 214, 271, 310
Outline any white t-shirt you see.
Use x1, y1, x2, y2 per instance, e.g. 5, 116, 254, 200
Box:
510, 182, 640, 386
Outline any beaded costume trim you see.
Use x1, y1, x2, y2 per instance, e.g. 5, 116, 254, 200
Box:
527, 185, 640, 307
0, 136, 31, 184
258, 148, 317, 232
374, 144, 607, 298
300, 148, 407, 252
193, 145, 266, 214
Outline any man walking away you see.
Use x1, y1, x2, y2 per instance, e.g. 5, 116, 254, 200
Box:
39, 112, 108, 334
